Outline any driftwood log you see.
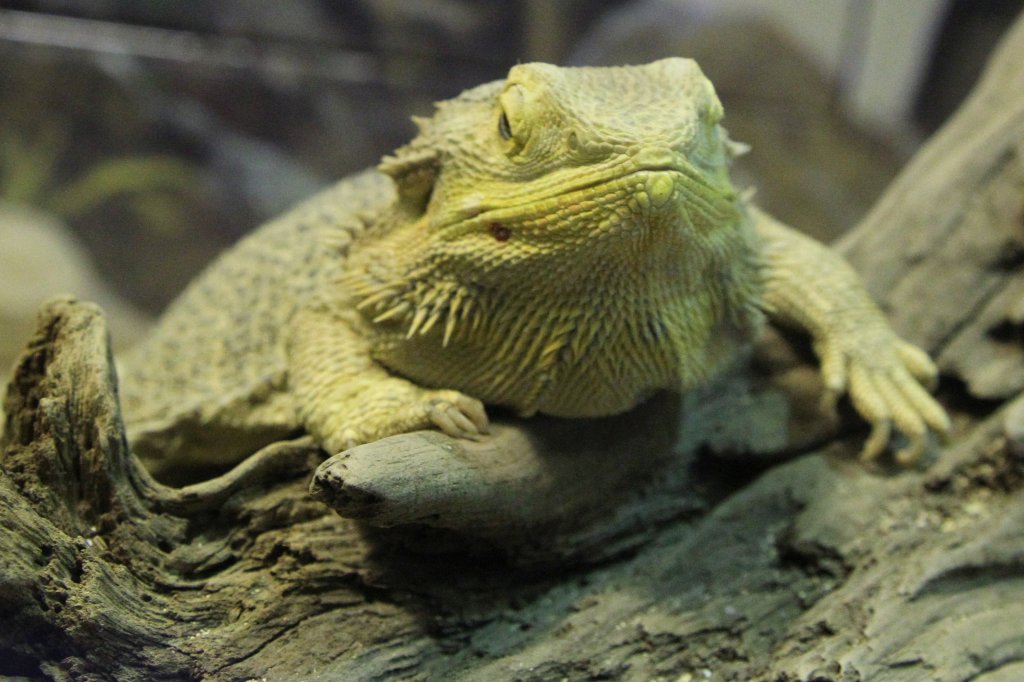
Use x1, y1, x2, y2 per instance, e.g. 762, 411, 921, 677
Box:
4, 13, 1024, 681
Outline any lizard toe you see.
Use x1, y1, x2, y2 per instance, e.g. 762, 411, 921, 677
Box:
849, 364, 893, 463
896, 339, 940, 389
858, 418, 892, 463
426, 391, 489, 440
814, 337, 848, 396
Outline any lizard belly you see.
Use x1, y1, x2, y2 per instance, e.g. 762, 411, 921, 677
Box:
529, 309, 757, 418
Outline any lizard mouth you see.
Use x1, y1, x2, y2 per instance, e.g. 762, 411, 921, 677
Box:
441, 162, 735, 234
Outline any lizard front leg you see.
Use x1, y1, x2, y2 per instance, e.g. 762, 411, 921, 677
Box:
286, 300, 489, 454
752, 207, 950, 464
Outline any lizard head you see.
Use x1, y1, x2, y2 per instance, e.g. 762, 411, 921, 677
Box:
378, 58, 744, 286
359, 59, 756, 349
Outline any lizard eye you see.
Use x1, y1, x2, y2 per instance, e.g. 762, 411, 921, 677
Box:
497, 84, 527, 153
498, 110, 513, 141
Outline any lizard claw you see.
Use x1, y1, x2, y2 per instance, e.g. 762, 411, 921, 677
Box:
426, 391, 490, 440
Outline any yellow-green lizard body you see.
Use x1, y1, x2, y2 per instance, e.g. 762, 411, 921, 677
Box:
119, 59, 948, 475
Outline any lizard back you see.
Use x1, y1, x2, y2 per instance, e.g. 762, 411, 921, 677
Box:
118, 169, 392, 469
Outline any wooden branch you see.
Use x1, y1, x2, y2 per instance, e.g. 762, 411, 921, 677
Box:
310, 337, 834, 561
839, 13, 1024, 399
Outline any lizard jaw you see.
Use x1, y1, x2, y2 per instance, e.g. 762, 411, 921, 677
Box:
448, 167, 734, 236
435, 144, 720, 228
436, 162, 733, 238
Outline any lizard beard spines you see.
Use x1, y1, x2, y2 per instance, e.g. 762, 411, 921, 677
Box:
350, 269, 478, 348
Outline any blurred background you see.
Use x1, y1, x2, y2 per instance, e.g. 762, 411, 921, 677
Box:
1, 0, 1022, 371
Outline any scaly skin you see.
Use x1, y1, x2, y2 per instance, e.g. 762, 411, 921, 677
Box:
119, 59, 949, 475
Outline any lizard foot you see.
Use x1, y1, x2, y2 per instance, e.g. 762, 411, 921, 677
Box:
425, 390, 490, 440
816, 331, 950, 465
326, 388, 489, 453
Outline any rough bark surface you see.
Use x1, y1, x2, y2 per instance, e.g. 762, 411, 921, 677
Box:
3, 14, 1024, 682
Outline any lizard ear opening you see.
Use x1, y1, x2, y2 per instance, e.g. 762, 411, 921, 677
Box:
378, 116, 439, 214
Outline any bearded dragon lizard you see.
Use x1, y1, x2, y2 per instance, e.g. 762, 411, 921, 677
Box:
119, 59, 949, 476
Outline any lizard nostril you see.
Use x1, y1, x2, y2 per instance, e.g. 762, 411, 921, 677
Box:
567, 131, 580, 151
646, 173, 676, 208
